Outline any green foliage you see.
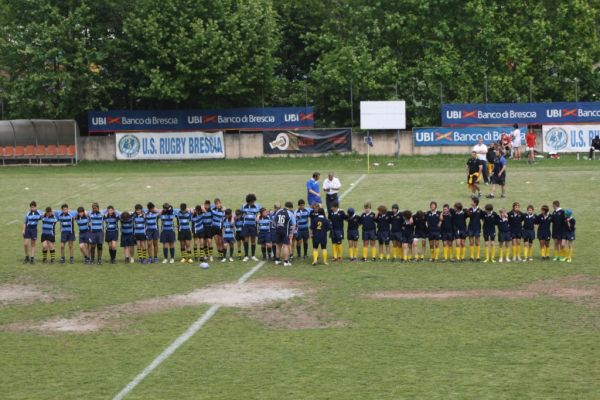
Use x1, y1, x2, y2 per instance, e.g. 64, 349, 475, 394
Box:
0, 0, 599, 126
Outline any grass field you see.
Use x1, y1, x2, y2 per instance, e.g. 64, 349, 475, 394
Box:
1, 154, 599, 399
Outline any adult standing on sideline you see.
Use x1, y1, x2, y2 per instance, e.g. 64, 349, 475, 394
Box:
526, 127, 536, 164
487, 148, 507, 198
472, 138, 489, 183
306, 172, 321, 206
511, 124, 522, 160
323, 172, 342, 213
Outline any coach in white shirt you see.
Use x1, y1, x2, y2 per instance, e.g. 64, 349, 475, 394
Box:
472, 138, 489, 184
323, 172, 342, 213
511, 124, 522, 160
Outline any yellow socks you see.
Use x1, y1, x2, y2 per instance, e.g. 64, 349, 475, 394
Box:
322, 249, 328, 263
371, 247, 377, 258
443, 246, 448, 260
469, 245, 474, 259
492, 246, 496, 259
499, 247, 504, 259
429, 248, 434, 260
475, 245, 480, 259
435, 247, 440, 260
312, 250, 319, 263
362, 247, 368, 259
454, 247, 460, 260
460, 247, 466, 260
485, 247, 490, 260
569, 247, 574, 259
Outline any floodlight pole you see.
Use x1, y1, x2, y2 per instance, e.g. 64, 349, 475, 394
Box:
350, 81, 354, 128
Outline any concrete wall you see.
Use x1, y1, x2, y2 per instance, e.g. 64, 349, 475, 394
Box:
77, 131, 544, 161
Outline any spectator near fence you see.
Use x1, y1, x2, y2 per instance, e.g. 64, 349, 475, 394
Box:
511, 124, 522, 160
472, 138, 489, 184
526, 128, 536, 164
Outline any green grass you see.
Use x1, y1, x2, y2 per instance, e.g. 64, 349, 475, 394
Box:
0, 155, 599, 399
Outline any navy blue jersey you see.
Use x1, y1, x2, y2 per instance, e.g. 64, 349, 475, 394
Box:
161, 213, 175, 232
133, 212, 146, 235
493, 156, 507, 177
235, 218, 243, 233
551, 209, 565, 235
211, 207, 225, 229
75, 215, 90, 233
311, 215, 331, 238
375, 212, 391, 233
274, 208, 295, 235
497, 217, 510, 233
176, 210, 192, 232
295, 208, 310, 231
452, 210, 467, 232
223, 219, 235, 240
41, 215, 58, 236
564, 217, 576, 235
440, 212, 453, 233
390, 211, 403, 233
359, 211, 376, 231
258, 217, 271, 233
241, 203, 261, 226
192, 212, 204, 232
481, 211, 498, 233
89, 211, 104, 232
426, 210, 441, 232
536, 214, 551, 237
400, 217, 414, 236
24, 210, 42, 227
346, 214, 360, 232
508, 211, 523, 234
414, 216, 427, 237
120, 216, 134, 235
104, 212, 120, 232
523, 213, 536, 230
328, 210, 346, 231
146, 211, 159, 231
467, 207, 482, 231
57, 211, 76, 233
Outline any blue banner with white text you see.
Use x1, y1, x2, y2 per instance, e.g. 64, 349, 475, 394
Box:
442, 102, 600, 126
89, 107, 314, 132
413, 126, 519, 146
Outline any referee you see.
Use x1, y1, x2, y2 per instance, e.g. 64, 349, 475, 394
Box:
323, 172, 341, 213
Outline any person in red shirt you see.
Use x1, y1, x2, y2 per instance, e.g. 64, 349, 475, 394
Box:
500, 132, 512, 156
526, 128, 536, 164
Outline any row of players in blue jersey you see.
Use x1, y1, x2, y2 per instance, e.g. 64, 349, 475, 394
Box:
298, 197, 575, 265
21, 194, 298, 266
21, 195, 575, 265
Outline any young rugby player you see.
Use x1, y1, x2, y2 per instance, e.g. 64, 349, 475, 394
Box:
294, 200, 310, 260
497, 208, 512, 262
536, 205, 551, 260
104, 206, 120, 264
508, 202, 524, 262
41, 207, 58, 264
375, 205, 391, 261
57, 204, 76, 264
120, 211, 135, 263
400, 210, 414, 261
427, 201, 441, 261
311, 207, 331, 265
328, 201, 346, 262
466, 151, 483, 197
133, 204, 147, 263
192, 205, 205, 261
551, 200, 565, 261
346, 207, 360, 261
273, 201, 295, 267
75, 206, 91, 264
88, 202, 105, 264
467, 197, 482, 261
175, 203, 193, 263
359, 202, 377, 261
211, 198, 225, 259
22, 201, 42, 264
439, 204, 454, 262
159, 203, 176, 263
487, 148, 507, 198
258, 208, 272, 260
522, 205, 536, 262
413, 210, 427, 261
202, 200, 213, 261
390, 204, 403, 261
241, 194, 261, 262
563, 209, 575, 263
482, 204, 498, 263
452, 203, 467, 261
145, 202, 160, 263
234, 209, 244, 259
221, 209, 236, 262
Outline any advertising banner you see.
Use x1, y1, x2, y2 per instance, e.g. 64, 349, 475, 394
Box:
263, 129, 351, 154
542, 125, 600, 153
115, 131, 224, 160
413, 126, 518, 146
90, 107, 314, 132
442, 102, 600, 126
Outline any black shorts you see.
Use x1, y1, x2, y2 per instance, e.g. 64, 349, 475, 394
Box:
312, 236, 327, 249
552, 230, 563, 240
178, 230, 192, 241
23, 227, 38, 240
428, 231, 441, 241
537, 231, 550, 241
61, 232, 75, 243
274, 230, 290, 245
401, 232, 413, 244
510, 231, 522, 239
454, 230, 467, 240
135, 233, 147, 242
242, 225, 257, 238
483, 232, 496, 242
562, 232, 575, 241
498, 231, 512, 242
146, 229, 159, 241
362, 229, 376, 241
204, 227, 214, 239
194, 231, 205, 239
120, 234, 135, 247
347, 230, 359, 241
79, 232, 90, 244
235, 232, 243, 241
522, 229, 535, 243
331, 229, 344, 244
295, 230, 309, 241
223, 237, 235, 245
41, 234, 55, 243
258, 231, 271, 245
391, 231, 402, 242
492, 174, 505, 186
105, 231, 118, 242
160, 230, 176, 244
89, 231, 104, 245
441, 231, 454, 241
377, 230, 390, 244
467, 228, 480, 237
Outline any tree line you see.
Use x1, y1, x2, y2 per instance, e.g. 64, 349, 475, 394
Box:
1, 0, 599, 130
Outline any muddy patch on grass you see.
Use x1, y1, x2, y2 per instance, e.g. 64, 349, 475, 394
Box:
367, 275, 600, 307
245, 298, 347, 330
3, 279, 304, 333
0, 284, 68, 306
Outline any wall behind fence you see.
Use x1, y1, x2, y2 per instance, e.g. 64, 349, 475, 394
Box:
78, 131, 544, 161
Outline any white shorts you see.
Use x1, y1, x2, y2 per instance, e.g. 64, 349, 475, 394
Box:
526, 146, 535, 151
512, 141, 521, 148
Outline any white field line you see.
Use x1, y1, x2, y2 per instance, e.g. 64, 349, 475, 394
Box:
112, 261, 267, 400
339, 174, 367, 200
5, 219, 19, 225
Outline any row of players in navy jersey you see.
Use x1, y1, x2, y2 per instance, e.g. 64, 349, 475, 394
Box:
21, 195, 576, 265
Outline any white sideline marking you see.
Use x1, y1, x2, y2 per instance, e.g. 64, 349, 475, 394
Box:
339, 174, 366, 200
112, 261, 266, 400
5, 219, 18, 225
